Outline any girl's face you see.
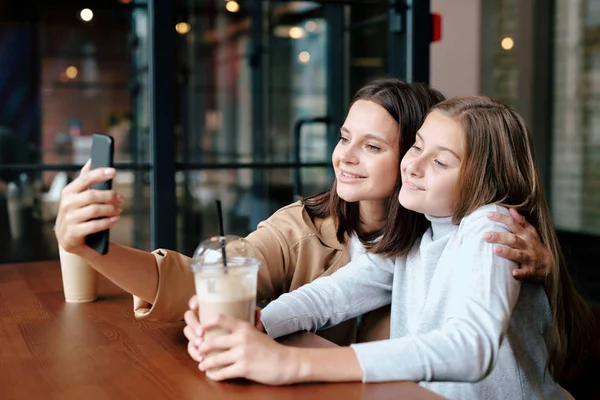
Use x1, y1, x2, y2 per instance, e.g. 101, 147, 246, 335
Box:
399, 111, 465, 217
332, 100, 400, 203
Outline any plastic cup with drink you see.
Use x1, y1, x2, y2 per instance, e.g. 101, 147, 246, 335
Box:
190, 234, 261, 379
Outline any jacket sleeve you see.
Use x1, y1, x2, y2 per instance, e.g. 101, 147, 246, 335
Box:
260, 253, 395, 339
133, 249, 195, 322
351, 207, 521, 383
132, 214, 294, 321
246, 218, 292, 303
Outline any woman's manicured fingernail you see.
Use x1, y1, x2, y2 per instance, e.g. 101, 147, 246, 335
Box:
104, 168, 115, 175
483, 233, 492, 240
487, 212, 498, 220
494, 246, 503, 254
195, 338, 202, 347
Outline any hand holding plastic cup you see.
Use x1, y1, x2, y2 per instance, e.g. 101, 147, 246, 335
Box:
58, 246, 98, 303
190, 235, 261, 379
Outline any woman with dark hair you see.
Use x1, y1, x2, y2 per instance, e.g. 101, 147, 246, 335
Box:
55, 79, 550, 345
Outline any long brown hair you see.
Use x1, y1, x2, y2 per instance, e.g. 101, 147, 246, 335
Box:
432, 95, 593, 381
302, 78, 446, 257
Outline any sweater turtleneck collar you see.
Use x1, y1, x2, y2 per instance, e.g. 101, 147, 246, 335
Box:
424, 214, 456, 241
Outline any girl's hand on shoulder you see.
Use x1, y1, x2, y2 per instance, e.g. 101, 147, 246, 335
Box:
194, 313, 298, 385
483, 208, 551, 282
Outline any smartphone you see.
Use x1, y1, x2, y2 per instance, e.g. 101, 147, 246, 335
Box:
85, 133, 114, 255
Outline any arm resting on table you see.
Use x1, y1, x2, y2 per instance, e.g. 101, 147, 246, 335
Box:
261, 253, 395, 339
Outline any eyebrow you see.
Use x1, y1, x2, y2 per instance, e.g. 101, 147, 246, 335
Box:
341, 126, 391, 145
415, 132, 462, 160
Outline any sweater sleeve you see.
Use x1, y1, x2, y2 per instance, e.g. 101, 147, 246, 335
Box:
351, 206, 521, 383
260, 253, 395, 339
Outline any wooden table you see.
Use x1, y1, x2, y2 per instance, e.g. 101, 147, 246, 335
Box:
0, 261, 444, 399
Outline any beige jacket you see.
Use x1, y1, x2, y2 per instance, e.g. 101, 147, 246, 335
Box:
133, 201, 390, 345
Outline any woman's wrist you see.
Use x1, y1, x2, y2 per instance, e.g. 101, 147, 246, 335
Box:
284, 346, 307, 384
283, 347, 364, 383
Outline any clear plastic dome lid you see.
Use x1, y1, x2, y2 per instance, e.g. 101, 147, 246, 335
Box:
190, 234, 260, 272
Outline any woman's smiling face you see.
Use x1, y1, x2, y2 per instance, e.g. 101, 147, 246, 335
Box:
332, 100, 400, 203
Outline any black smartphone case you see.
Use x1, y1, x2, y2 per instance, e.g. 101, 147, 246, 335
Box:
85, 134, 114, 255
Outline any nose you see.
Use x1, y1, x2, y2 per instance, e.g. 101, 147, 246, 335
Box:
339, 143, 359, 164
405, 155, 424, 177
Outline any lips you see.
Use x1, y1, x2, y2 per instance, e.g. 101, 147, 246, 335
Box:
403, 180, 424, 191
340, 171, 365, 179
338, 170, 366, 183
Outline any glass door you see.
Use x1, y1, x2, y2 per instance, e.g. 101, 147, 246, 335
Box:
175, 0, 340, 254
265, 1, 333, 203
173, 0, 431, 255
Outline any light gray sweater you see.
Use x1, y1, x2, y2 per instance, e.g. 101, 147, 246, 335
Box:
260, 205, 572, 399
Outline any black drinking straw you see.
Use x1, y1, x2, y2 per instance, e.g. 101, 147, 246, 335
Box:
216, 200, 228, 269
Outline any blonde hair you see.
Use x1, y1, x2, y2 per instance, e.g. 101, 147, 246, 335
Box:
431, 95, 593, 381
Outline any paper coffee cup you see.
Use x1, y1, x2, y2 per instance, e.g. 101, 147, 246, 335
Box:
58, 247, 98, 303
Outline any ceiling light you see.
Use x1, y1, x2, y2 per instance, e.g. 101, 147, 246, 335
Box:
289, 27, 305, 39
298, 51, 310, 64
225, 1, 240, 13
176, 22, 191, 35
65, 66, 78, 79
80, 8, 94, 22
501, 37, 514, 50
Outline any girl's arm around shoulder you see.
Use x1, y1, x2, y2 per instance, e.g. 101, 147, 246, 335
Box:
260, 253, 396, 339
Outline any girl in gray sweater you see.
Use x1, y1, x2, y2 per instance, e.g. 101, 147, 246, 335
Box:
187, 96, 593, 399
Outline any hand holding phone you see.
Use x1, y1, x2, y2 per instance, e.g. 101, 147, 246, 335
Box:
85, 133, 114, 255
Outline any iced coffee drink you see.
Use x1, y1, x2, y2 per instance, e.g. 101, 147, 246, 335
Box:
196, 263, 258, 333
191, 236, 260, 379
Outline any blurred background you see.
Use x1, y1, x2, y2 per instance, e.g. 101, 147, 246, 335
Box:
0, 0, 598, 305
